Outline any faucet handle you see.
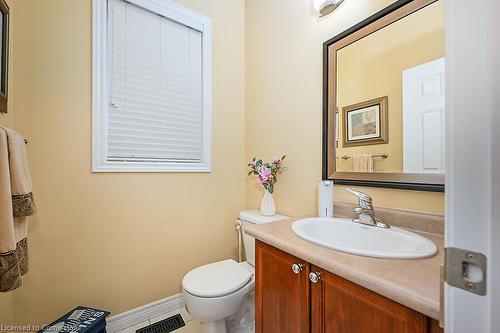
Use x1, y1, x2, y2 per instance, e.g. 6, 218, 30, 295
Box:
346, 188, 372, 202
346, 188, 373, 210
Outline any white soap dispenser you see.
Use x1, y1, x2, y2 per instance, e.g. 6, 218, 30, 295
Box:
318, 180, 334, 217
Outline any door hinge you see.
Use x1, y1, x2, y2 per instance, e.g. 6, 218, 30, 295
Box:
445, 247, 487, 296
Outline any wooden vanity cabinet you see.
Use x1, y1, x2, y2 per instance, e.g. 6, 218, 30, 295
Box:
255, 240, 443, 333
310, 264, 431, 333
255, 240, 310, 333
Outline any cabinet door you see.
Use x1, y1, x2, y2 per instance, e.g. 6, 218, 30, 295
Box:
255, 240, 310, 333
310, 265, 428, 333
428, 319, 444, 333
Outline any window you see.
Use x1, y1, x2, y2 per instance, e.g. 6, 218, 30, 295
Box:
92, 0, 211, 172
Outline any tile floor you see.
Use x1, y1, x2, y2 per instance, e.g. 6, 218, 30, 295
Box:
115, 307, 201, 333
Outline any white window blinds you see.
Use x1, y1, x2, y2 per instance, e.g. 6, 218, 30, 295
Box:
107, 0, 204, 164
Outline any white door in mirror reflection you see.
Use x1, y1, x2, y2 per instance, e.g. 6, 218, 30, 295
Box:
403, 58, 445, 173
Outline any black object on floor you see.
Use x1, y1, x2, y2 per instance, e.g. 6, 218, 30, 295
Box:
136, 314, 186, 333
38, 306, 110, 333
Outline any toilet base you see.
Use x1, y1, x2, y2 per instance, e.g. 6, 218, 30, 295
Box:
201, 320, 227, 333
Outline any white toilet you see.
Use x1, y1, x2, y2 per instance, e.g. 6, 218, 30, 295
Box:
182, 211, 289, 333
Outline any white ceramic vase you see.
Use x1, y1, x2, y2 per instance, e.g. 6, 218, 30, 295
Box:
260, 190, 276, 216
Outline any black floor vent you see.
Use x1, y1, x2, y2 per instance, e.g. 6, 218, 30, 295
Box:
136, 314, 186, 333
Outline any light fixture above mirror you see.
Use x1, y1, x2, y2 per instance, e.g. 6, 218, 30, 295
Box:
314, 0, 345, 17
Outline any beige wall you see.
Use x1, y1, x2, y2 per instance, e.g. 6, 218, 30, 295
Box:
245, 0, 444, 216
337, 2, 444, 172
0, 0, 15, 326
0, 109, 13, 129
10, 0, 245, 325
0, 294, 13, 326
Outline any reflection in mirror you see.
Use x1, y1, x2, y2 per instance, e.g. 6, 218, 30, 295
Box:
335, 1, 444, 174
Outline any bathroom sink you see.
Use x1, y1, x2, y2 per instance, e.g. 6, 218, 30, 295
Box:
292, 217, 437, 259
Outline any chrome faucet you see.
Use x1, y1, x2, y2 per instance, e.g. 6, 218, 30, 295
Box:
346, 188, 390, 229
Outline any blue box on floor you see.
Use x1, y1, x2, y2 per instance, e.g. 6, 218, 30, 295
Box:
38, 306, 110, 333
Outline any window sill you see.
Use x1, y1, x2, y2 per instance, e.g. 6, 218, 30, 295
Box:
92, 161, 211, 173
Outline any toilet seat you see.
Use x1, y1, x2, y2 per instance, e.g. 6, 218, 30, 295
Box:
182, 259, 253, 298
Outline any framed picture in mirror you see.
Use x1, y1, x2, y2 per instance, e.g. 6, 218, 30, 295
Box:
0, 0, 9, 113
342, 96, 388, 148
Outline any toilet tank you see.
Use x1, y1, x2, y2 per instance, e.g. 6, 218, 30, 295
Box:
239, 210, 289, 266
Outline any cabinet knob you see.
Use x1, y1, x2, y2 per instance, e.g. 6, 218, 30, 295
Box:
291, 263, 304, 274
309, 272, 321, 283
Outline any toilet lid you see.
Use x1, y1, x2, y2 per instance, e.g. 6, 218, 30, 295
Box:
182, 259, 253, 298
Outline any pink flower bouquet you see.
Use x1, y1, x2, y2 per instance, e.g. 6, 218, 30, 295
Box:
247, 155, 286, 193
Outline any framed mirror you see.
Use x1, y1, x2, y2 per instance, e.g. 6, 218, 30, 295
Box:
0, 0, 8, 113
322, 0, 444, 192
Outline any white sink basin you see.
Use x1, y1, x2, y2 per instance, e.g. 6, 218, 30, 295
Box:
292, 217, 437, 259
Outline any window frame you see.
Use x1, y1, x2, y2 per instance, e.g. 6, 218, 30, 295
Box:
92, 0, 212, 172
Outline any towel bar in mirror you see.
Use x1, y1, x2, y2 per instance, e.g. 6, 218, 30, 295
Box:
340, 153, 389, 160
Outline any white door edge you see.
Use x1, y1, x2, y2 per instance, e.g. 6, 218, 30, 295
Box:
445, 0, 498, 332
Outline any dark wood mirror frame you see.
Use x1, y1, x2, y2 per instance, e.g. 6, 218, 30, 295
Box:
0, 0, 9, 114
322, 0, 444, 192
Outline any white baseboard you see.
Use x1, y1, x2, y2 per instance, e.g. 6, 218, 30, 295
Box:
106, 293, 185, 333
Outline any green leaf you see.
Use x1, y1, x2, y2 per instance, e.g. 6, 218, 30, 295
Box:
248, 171, 253, 176
268, 185, 274, 193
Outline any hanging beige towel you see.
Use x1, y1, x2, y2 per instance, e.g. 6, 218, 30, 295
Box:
352, 154, 374, 172
0, 127, 35, 292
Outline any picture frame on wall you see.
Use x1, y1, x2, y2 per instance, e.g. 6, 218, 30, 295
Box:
0, 0, 9, 114
342, 96, 388, 147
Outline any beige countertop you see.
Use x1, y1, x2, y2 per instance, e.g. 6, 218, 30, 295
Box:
245, 218, 443, 320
